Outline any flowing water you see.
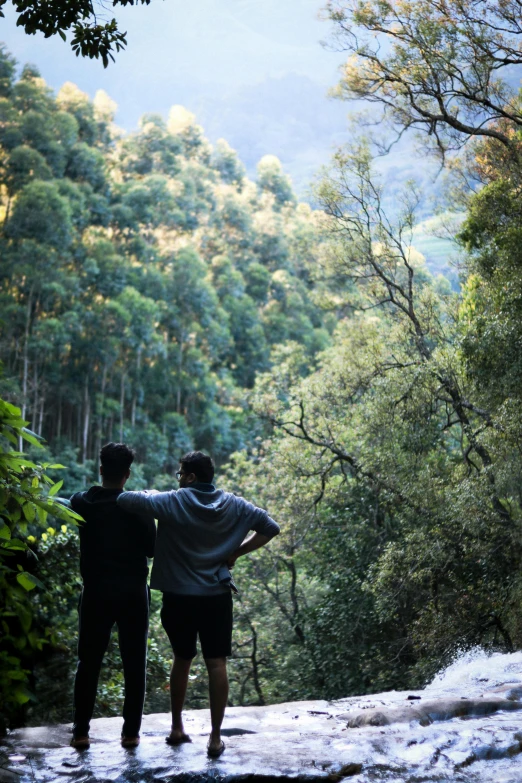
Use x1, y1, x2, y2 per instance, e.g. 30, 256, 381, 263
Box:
335, 648, 522, 782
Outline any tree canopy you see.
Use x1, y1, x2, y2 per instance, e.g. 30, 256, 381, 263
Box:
325, 0, 522, 156
1, 0, 151, 66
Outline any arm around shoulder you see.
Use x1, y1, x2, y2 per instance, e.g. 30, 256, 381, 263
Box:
117, 489, 161, 516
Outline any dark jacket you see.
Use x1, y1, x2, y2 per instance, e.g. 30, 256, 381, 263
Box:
71, 486, 156, 591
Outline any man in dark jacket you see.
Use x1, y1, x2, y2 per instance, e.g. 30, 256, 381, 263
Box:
117, 450, 279, 758
70, 442, 156, 749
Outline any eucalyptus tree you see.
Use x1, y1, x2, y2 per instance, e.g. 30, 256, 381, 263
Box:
325, 0, 522, 157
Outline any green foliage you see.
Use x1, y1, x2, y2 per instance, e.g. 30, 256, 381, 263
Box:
257, 155, 295, 208
0, 398, 81, 730
325, 0, 522, 156
458, 159, 522, 403
5, 180, 72, 245
218, 142, 522, 702
0, 48, 329, 479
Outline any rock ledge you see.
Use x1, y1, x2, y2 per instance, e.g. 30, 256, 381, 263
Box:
2, 686, 522, 782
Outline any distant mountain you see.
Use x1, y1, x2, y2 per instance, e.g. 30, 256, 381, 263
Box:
186, 73, 351, 196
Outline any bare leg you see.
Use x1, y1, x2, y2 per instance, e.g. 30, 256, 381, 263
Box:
205, 657, 228, 753
168, 656, 193, 741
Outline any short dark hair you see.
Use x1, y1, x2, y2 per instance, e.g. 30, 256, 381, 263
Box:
180, 451, 214, 483
100, 442, 135, 482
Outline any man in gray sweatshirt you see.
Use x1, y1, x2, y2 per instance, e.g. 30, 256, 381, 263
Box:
117, 450, 279, 757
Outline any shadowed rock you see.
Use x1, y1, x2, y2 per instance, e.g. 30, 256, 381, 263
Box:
342, 695, 522, 728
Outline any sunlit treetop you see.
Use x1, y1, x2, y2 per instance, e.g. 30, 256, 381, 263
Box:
325, 0, 522, 158
1, 0, 151, 67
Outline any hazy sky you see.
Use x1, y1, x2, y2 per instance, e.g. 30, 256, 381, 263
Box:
0, 0, 345, 129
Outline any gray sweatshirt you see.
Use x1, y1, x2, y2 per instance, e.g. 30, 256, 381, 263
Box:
117, 485, 280, 595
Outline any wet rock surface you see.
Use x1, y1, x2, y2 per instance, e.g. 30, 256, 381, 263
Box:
4, 652, 522, 783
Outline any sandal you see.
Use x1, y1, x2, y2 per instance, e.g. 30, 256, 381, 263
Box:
70, 736, 90, 749
121, 735, 140, 748
166, 732, 192, 745
207, 739, 225, 758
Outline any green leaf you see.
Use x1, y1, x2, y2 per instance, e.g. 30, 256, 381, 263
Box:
0, 521, 10, 540
1, 539, 26, 551
36, 506, 48, 525
3, 430, 18, 446
33, 499, 56, 514
20, 428, 43, 448
48, 479, 63, 497
7, 669, 27, 680
13, 687, 32, 705
9, 506, 21, 523
17, 606, 32, 633
16, 572, 42, 591
2, 401, 21, 417
0, 456, 39, 471
23, 503, 36, 523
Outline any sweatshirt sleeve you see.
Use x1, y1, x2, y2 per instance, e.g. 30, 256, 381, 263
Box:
69, 492, 86, 521
69, 492, 82, 512
245, 502, 280, 539
117, 489, 165, 517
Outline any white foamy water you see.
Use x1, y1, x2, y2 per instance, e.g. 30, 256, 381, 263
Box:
334, 649, 522, 783
426, 649, 522, 697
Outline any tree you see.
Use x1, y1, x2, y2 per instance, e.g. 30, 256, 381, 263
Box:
233, 142, 522, 696
212, 139, 246, 187
2, 0, 151, 67
325, 0, 522, 157
257, 155, 295, 207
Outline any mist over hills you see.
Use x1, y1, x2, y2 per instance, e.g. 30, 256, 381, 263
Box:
184, 73, 351, 196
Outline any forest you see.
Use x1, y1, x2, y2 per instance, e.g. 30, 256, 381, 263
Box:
1, 0, 522, 734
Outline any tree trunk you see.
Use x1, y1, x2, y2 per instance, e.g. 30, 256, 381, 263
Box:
131, 347, 142, 428
32, 362, 38, 431
119, 372, 126, 442
82, 377, 90, 463
95, 363, 108, 461
19, 288, 34, 448
248, 619, 264, 705
37, 392, 44, 437
4, 195, 11, 228
77, 400, 81, 449
176, 337, 184, 414
56, 394, 62, 440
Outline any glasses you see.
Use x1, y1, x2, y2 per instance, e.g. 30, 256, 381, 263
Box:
175, 470, 184, 480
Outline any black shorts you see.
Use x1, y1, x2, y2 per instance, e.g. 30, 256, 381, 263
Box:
161, 592, 233, 660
